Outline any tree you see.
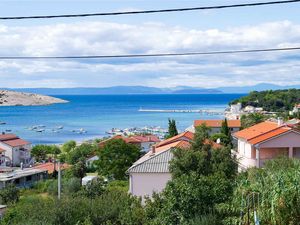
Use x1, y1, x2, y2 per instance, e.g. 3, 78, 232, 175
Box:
241, 113, 266, 128
147, 124, 237, 224
66, 143, 97, 165
220, 119, 233, 148
166, 118, 178, 138
62, 140, 76, 153
31, 145, 52, 162
71, 158, 87, 182
0, 184, 19, 204
97, 139, 141, 180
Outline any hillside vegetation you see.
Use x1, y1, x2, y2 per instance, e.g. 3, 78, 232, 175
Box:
230, 89, 300, 112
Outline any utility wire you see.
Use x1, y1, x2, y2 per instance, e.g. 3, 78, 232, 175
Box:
0, 47, 299, 60
0, 0, 299, 20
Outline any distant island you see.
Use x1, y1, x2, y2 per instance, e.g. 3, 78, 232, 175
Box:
0, 90, 68, 106
4, 83, 300, 95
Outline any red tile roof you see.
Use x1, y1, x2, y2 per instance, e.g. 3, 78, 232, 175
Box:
2, 139, 30, 147
154, 131, 221, 153
233, 121, 296, 145
194, 119, 241, 128
0, 134, 18, 141
99, 134, 160, 147
33, 162, 70, 174
155, 131, 194, 148
155, 140, 191, 153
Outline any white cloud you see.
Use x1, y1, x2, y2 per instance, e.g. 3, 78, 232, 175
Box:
0, 20, 300, 88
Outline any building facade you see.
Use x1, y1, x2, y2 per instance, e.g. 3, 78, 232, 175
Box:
233, 120, 300, 170
0, 134, 32, 167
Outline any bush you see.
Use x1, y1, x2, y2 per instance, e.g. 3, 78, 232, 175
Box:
0, 184, 20, 204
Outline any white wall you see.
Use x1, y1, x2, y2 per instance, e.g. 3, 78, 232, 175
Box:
129, 172, 171, 200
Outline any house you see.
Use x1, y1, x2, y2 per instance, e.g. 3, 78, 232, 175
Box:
0, 166, 48, 189
128, 131, 221, 200
0, 134, 31, 167
99, 134, 160, 152
192, 119, 241, 134
233, 119, 300, 170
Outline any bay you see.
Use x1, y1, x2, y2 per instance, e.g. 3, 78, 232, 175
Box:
0, 94, 244, 144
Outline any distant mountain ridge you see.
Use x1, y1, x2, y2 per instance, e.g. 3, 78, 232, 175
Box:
3, 83, 300, 95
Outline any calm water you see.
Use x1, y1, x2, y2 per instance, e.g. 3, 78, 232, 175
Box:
0, 94, 244, 144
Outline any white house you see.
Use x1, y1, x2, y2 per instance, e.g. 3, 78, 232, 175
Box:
0, 134, 31, 167
233, 120, 300, 170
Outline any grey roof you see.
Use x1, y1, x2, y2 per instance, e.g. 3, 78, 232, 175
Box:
128, 149, 173, 173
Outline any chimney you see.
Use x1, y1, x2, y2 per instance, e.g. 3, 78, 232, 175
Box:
151, 145, 156, 155
277, 117, 283, 126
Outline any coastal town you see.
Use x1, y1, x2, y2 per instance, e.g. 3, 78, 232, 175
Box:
1, 0, 300, 224
0, 89, 300, 223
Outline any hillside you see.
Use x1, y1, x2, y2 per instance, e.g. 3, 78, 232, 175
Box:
0, 90, 68, 106
230, 89, 300, 112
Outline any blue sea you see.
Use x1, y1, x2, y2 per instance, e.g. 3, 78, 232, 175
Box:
0, 94, 244, 144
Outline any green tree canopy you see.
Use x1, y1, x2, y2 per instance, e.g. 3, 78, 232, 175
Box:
96, 139, 141, 180
62, 140, 76, 153
31, 145, 52, 162
146, 124, 237, 224
0, 184, 19, 204
241, 113, 267, 128
166, 118, 178, 138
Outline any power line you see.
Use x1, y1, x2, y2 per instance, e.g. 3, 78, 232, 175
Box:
0, 47, 299, 60
0, 0, 299, 20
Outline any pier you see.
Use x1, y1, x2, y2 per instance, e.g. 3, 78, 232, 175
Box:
138, 109, 224, 115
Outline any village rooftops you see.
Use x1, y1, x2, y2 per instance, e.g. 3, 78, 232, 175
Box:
0, 134, 30, 147
99, 134, 160, 148
33, 162, 70, 174
194, 119, 241, 128
233, 120, 299, 145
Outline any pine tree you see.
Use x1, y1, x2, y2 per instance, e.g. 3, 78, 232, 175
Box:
221, 119, 232, 148
167, 119, 178, 138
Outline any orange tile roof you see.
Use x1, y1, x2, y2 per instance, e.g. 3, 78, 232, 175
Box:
33, 162, 70, 174
0, 134, 18, 141
155, 131, 194, 148
2, 139, 30, 147
248, 127, 291, 145
233, 121, 280, 141
155, 140, 191, 153
99, 135, 160, 147
194, 119, 241, 128
233, 121, 297, 145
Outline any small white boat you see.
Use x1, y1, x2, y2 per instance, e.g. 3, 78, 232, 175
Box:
56, 126, 63, 130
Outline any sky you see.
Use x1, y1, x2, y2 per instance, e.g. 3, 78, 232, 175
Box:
0, 0, 300, 88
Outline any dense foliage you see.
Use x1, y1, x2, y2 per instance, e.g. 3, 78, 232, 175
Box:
96, 139, 141, 180
31, 145, 61, 162
166, 118, 178, 138
144, 124, 238, 224
0, 184, 19, 204
240, 113, 268, 128
230, 89, 300, 112
220, 158, 300, 225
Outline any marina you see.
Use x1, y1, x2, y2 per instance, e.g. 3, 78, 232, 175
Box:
138, 108, 224, 115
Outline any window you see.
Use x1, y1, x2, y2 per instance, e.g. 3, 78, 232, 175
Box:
26, 176, 32, 181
